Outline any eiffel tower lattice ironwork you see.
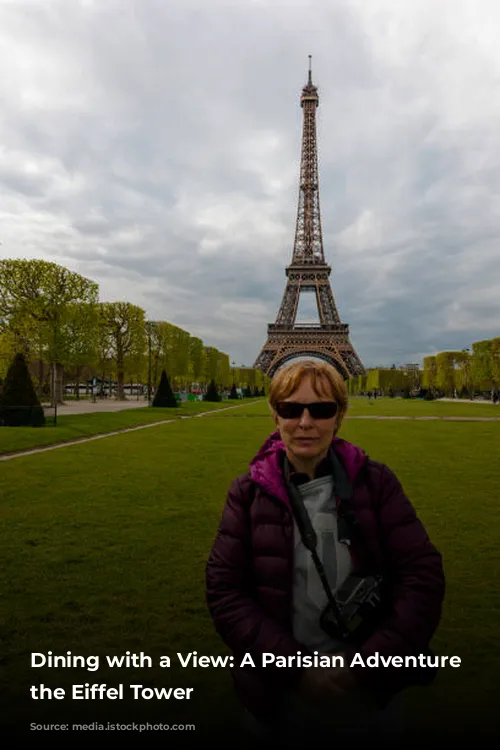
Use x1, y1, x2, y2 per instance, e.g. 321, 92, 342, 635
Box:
254, 58, 365, 379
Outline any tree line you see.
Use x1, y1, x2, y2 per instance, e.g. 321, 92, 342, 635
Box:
348, 339, 500, 398
0, 259, 269, 403
422, 340, 500, 398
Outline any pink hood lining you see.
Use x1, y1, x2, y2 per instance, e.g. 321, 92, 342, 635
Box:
249, 430, 368, 508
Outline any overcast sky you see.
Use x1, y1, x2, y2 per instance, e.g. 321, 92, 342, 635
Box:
1, 0, 499, 368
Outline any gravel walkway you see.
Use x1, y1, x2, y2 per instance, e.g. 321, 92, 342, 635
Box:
42, 397, 152, 415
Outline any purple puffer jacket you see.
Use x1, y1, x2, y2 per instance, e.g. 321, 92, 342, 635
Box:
205, 431, 445, 722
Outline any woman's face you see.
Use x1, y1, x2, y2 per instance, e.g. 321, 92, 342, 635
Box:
274, 375, 338, 474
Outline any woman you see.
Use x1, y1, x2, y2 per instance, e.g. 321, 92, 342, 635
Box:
206, 360, 445, 744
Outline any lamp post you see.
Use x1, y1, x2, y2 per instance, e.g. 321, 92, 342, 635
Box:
231, 360, 236, 386
147, 327, 152, 405
461, 348, 471, 398
146, 321, 159, 405
146, 321, 153, 406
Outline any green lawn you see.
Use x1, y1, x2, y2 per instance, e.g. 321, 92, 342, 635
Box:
346, 395, 500, 418
1, 400, 498, 742
2, 396, 499, 458
0, 398, 259, 456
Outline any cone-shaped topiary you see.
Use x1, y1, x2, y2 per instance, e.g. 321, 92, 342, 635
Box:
0, 352, 46, 427
229, 384, 239, 400
152, 370, 178, 407
252, 386, 260, 397
204, 379, 220, 402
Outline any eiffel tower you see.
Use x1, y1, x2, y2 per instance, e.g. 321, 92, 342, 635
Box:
254, 58, 365, 379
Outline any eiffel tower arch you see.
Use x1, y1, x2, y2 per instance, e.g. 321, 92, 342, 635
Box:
254, 58, 365, 380
268, 346, 351, 380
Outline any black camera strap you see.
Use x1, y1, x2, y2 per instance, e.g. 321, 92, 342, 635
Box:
283, 449, 353, 640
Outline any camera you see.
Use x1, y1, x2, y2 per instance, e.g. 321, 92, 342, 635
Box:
320, 573, 385, 643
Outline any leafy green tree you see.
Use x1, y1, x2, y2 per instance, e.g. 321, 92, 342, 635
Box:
0, 259, 98, 404
491, 338, 500, 389
156, 322, 191, 389
204, 347, 220, 385
99, 302, 146, 399
436, 352, 461, 396
171, 326, 191, 388
61, 303, 99, 398
218, 352, 231, 389
0, 352, 45, 427
0, 330, 20, 382
366, 370, 379, 391
188, 337, 204, 385
454, 352, 473, 398
471, 340, 494, 391
423, 356, 438, 394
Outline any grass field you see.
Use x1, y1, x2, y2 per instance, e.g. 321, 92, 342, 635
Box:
0, 398, 259, 455
344, 395, 500, 418
1, 395, 499, 457
1, 399, 499, 742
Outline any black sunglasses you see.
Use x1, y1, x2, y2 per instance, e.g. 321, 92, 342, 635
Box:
275, 401, 338, 420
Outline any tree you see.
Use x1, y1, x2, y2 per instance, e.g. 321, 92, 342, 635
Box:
0, 330, 20, 382
436, 352, 461, 397
99, 302, 146, 400
229, 384, 239, 399
454, 351, 473, 398
218, 352, 231, 389
204, 379, 220, 402
423, 356, 438, 394
152, 370, 178, 408
0, 259, 98, 405
471, 340, 493, 391
188, 337, 204, 385
491, 338, 500, 390
204, 347, 220, 385
151, 322, 192, 390
170, 325, 191, 388
61, 303, 99, 399
0, 352, 45, 427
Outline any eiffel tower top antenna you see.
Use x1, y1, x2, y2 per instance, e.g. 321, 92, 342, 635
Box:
308, 54, 312, 83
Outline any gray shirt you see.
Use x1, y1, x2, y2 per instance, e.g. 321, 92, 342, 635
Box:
292, 475, 353, 653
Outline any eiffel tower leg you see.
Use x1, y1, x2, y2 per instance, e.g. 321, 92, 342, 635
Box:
276, 280, 301, 326
317, 284, 341, 326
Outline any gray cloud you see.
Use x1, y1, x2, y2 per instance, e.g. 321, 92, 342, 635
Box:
1, 0, 499, 368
